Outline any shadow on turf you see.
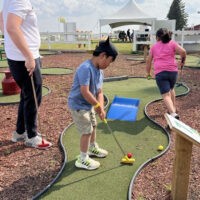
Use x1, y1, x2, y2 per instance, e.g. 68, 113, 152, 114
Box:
98, 116, 161, 136
40, 159, 124, 198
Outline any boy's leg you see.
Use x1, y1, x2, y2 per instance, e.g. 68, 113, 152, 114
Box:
70, 109, 100, 170
88, 110, 108, 158
80, 133, 91, 154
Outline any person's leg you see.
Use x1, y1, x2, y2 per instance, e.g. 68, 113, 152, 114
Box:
16, 92, 25, 134
170, 88, 176, 111
80, 133, 91, 154
70, 109, 100, 170
169, 71, 178, 113
90, 126, 96, 144
8, 59, 26, 134
156, 71, 175, 114
156, 71, 179, 119
88, 109, 108, 158
162, 91, 176, 114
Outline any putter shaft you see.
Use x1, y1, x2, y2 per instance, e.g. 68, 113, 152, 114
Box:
31, 76, 43, 136
103, 119, 126, 156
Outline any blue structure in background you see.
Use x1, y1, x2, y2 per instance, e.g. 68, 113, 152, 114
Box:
106, 96, 140, 122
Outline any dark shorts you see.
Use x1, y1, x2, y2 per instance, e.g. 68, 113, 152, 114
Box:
155, 71, 178, 94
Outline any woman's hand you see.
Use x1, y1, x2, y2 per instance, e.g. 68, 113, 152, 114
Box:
25, 57, 35, 76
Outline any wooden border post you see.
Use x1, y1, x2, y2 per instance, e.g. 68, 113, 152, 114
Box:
172, 134, 193, 200
165, 113, 200, 200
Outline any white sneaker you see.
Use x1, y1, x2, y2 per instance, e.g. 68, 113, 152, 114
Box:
75, 155, 100, 170
170, 113, 180, 120
88, 143, 108, 158
11, 131, 27, 142
25, 135, 52, 149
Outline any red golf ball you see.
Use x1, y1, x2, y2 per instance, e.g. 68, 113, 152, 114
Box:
127, 153, 132, 158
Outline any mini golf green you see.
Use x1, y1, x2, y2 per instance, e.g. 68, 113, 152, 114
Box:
0, 60, 8, 68
40, 50, 59, 55
41, 67, 73, 75
39, 78, 187, 200
0, 73, 50, 104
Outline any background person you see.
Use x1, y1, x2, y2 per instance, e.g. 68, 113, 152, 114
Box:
68, 37, 118, 170
127, 29, 131, 42
146, 28, 186, 119
0, 0, 52, 149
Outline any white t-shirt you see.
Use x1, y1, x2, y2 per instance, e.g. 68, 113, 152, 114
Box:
2, 0, 40, 61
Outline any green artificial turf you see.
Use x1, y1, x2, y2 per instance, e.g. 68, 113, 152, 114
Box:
0, 73, 50, 104
176, 54, 200, 68
41, 67, 73, 75
0, 60, 8, 68
40, 78, 187, 200
185, 55, 200, 68
40, 50, 58, 55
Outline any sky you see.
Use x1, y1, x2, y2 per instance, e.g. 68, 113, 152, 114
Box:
0, 0, 200, 33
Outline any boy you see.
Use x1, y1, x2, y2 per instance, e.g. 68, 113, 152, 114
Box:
68, 37, 118, 170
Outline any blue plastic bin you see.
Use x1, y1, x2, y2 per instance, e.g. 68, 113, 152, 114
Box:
106, 96, 140, 122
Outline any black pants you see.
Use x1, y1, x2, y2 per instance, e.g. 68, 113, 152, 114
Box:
8, 58, 42, 138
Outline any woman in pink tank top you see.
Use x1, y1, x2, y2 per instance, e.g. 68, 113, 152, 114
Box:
146, 28, 186, 119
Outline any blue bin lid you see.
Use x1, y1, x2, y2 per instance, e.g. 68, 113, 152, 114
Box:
106, 96, 140, 122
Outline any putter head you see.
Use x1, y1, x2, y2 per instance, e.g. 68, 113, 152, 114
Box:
121, 155, 135, 164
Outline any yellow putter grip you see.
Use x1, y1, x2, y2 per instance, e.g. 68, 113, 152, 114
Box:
103, 119, 107, 124
94, 102, 100, 109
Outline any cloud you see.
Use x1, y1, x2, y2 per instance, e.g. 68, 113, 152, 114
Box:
1, 0, 200, 32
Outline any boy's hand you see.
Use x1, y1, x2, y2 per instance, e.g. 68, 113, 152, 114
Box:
95, 106, 105, 120
99, 109, 106, 121
94, 102, 105, 120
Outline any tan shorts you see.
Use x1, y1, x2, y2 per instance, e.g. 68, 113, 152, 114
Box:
70, 108, 97, 135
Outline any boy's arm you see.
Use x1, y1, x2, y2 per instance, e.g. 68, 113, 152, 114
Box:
80, 85, 105, 120
96, 88, 104, 108
80, 85, 99, 106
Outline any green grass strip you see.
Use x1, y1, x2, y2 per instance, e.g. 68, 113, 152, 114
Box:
41, 67, 73, 75
40, 78, 187, 200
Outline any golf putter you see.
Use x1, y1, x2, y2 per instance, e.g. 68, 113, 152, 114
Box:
31, 76, 49, 148
103, 119, 135, 164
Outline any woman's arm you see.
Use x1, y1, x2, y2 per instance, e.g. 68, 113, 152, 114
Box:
6, 13, 35, 75
176, 44, 187, 67
0, 12, 4, 33
146, 54, 153, 77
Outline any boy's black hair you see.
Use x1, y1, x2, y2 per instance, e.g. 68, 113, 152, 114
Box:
93, 37, 118, 61
156, 28, 172, 43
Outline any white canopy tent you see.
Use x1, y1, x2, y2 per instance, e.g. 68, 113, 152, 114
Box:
99, 0, 156, 34
99, 0, 176, 51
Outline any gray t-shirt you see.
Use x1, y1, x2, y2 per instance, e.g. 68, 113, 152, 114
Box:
68, 59, 104, 111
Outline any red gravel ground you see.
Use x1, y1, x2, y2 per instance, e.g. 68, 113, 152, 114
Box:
0, 52, 199, 200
